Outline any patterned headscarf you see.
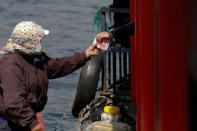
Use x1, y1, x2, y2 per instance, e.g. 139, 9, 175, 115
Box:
0, 21, 49, 54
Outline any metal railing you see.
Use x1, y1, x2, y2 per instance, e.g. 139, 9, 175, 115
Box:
99, 7, 131, 96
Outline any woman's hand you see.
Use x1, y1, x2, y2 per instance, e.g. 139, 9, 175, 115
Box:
85, 44, 99, 58
96, 31, 113, 42
85, 32, 113, 58
31, 123, 43, 131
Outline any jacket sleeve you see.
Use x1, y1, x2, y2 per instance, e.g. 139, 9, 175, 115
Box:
1, 58, 38, 130
47, 52, 87, 79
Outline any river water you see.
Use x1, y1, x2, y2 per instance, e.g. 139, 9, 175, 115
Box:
0, 0, 112, 130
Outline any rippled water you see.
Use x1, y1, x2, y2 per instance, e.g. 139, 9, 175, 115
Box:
0, 0, 112, 130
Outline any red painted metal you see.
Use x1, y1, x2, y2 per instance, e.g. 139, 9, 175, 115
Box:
158, 0, 190, 130
134, 0, 190, 130
135, 0, 157, 131
37, 112, 46, 131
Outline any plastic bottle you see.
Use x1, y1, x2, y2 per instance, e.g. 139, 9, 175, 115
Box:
101, 106, 121, 122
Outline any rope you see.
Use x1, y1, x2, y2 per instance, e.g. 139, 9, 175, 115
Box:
90, 4, 111, 44
54, 102, 72, 131
78, 96, 113, 131
93, 4, 109, 33
91, 3, 116, 49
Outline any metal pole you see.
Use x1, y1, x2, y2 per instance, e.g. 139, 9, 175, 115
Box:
108, 52, 111, 86
113, 52, 117, 93
101, 9, 107, 90
123, 52, 127, 93
119, 52, 122, 82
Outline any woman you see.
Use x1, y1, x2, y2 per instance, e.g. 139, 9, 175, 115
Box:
0, 21, 112, 131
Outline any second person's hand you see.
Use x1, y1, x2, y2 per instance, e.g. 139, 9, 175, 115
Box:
96, 31, 113, 42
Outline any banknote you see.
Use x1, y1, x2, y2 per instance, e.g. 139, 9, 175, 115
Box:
92, 38, 110, 51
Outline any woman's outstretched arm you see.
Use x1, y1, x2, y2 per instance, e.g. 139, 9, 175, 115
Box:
47, 44, 99, 79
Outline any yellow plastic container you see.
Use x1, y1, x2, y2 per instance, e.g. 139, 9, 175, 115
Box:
101, 106, 121, 122
104, 106, 120, 114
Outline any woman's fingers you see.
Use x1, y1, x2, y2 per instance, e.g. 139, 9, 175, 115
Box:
85, 32, 113, 58
90, 43, 98, 49
85, 44, 99, 58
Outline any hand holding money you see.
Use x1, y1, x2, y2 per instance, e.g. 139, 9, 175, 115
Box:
95, 32, 113, 50
96, 31, 113, 42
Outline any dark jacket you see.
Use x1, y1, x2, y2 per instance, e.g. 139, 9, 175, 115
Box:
0, 50, 87, 130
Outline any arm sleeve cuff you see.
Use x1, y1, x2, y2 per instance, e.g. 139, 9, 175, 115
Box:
80, 51, 88, 62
